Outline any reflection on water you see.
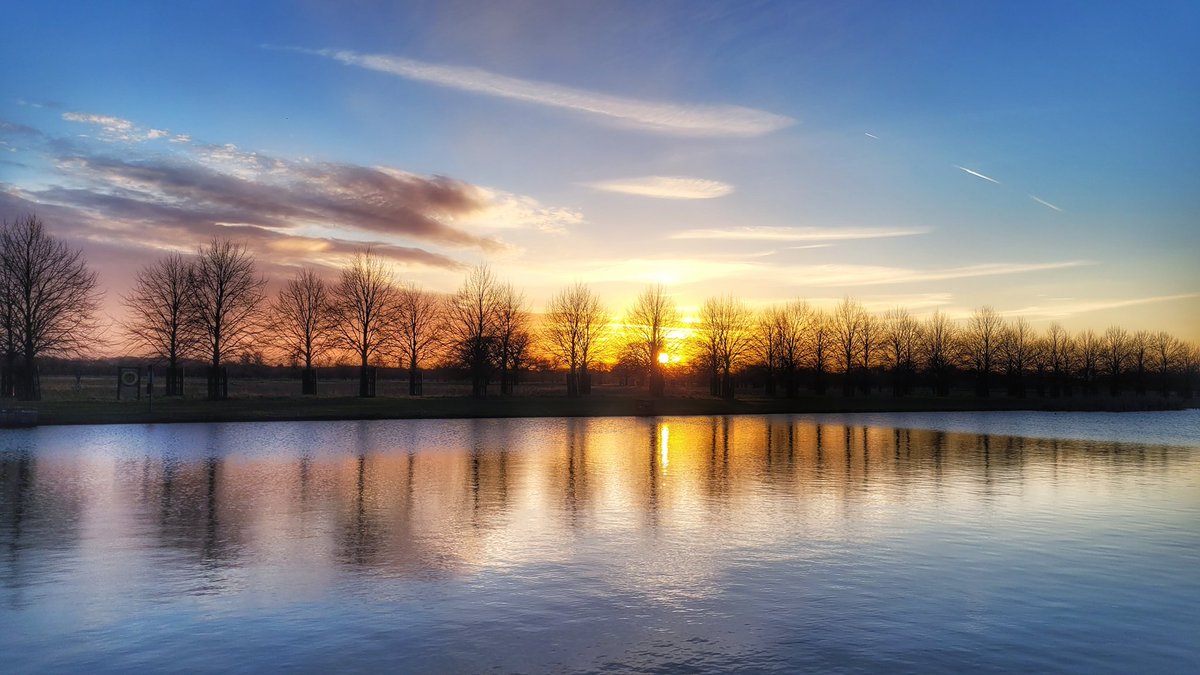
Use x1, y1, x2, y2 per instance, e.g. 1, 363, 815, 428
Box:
2, 412, 1199, 673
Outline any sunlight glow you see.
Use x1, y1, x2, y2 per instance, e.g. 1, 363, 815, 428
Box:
660, 425, 670, 468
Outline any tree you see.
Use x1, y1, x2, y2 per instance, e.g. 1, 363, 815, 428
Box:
1151, 331, 1181, 397
1102, 326, 1130, 396
1077, 329, 1102, 396
833, 298, 866, 396
922, 310, 956, 396
768, 301, 813, 398
1000, 317, 1034, 398
121, 253, 197, 396
190, 238, 266, 400
494, 282, 529, 395
447, 264, 501, 398
624, 284, 679, 397
810, 309, 833, 395
332, 250, 398, 398
543, 283, 608, 397
270, 267, 334, 394
964, 306, 1004, 397
395, 282, 443, 396
858, 309, 880, 394
1129, 330, 1150, 396
0, 214, 102, 400
883, 307, 921, 396
1046, 322, 1072, 397
696, 295, 756, 399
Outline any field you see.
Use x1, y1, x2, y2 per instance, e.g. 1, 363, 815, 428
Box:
5, 374, 1186, 427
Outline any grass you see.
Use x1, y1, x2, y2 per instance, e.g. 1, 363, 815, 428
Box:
8, 375, 1189, 426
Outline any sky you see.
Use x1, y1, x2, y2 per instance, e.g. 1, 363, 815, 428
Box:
1, 0, 1198, 341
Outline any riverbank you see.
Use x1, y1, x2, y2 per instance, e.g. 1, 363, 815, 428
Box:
9, 392, 1190, 427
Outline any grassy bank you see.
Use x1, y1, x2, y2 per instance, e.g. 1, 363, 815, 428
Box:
12, 390, 1190, 427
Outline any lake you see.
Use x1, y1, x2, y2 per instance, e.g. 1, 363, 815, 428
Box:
2, 411, 1198, 673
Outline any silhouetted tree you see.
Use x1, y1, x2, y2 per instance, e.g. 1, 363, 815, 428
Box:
859, 309, 880, 394
1077, 329, 1102, 396
121, 253, 198, 396
0, 214, 102, 400
1152, 331, 1180, 397
1000, 317, 1033, 397
625, 284, 679, 397
772, 301, 813, 398
964, 306, 1003, 397
922, 310, 956, 396
189, 238, 266, 400
697, 295, 755, 399
1102, 326, 1130, 396
1046, 322, 1072, 397
447, 264, 501, 398
332, 250, 398, 398
810, 309, 832, 395
883, 306, 921, 396
543, 282, 608, 397
833, 298, 865, 396
494, 283, 529, 395
395, 282, 443, 396
270, 267, 334, 394
1129, 330, 1150, 396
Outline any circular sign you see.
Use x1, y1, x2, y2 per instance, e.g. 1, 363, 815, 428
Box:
120, 370, 139, 387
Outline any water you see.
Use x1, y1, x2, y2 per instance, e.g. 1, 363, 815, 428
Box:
2, 410, 1198, 673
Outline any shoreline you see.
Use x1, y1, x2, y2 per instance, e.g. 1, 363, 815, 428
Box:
7, 393, 1191, 427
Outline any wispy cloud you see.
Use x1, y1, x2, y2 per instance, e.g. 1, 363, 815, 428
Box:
954, 165, 1000, 184
586, 176, 734, 200
62, 111, 187, 144
669, 226, 930, 242
299, 48, 795, 137
1000, 293, 1198, 319
817, 260, 1093, 287
1028, 194, 1063, 212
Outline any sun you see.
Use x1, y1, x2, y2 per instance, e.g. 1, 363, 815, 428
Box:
657, 352, 670, 364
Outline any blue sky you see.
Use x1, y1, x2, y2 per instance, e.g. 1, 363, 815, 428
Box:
1, 0, 1197, 338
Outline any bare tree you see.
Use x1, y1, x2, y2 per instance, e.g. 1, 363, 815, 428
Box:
543, 282, 609, 397
810, 309, 833, 395
696, 295, 756, 399
121, 253, 197, 396
1046, 322, 1072, 397
624, 284, 679, 397
1129, 330, 1150, 396
754, 306, 784, 397
0, 246, 19, 397
1102, 326, 1130, 396
1000, 317, 1034, 398
0, 215, 102, 400
883, 307, 921, 396
189, 238, 266, 400
1151, 331, 1181, 397
447, 264, 501, 398
332, 250, 398, 398
1077, 329, 1102, 396
833, 298, 866, 396
859, 309, 880, 394
922, 310, 956, 396
395, 282, 443, 396
772, 301, 813, 398
964, 306, 1004, 397
494, 283, 529, 395
270, 267, 334, 394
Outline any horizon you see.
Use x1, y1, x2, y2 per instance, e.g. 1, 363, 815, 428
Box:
2, 1, 1198, 344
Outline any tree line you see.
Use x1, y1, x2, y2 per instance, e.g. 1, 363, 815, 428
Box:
2, 214, 1197, 402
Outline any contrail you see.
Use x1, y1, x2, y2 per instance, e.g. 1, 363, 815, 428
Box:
1029, 194, 1064, 212
864, 132, 879, 139
294, 47, 795, 138
954, 165, 1000, 184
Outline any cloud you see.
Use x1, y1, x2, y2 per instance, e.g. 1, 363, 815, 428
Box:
669, 226, 930, 241
954, 165, 1000, 184
62, 111, 181, 143
302, 48, 795, 137
1000, 293, 1198, 319
799, 260, 1093, 287
1028, 194, 1063, 212
586, 176, 734, 200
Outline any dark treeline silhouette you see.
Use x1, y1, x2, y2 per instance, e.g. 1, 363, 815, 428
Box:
3, 214, 1198, 404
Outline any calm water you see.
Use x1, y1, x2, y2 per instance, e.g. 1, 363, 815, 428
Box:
2, 411, 1198, 673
